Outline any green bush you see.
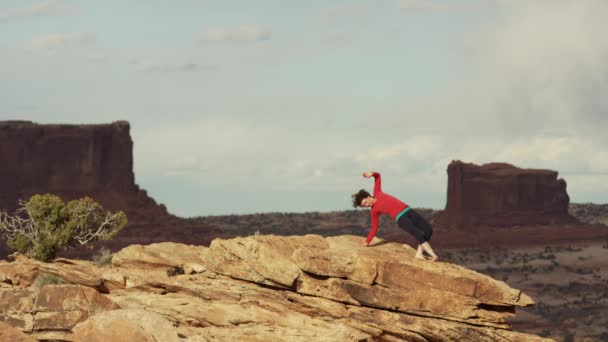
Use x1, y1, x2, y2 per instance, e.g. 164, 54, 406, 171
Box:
0, 194, 127, 262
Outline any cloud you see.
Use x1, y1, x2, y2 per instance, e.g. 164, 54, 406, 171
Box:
394, 0, 453, 11
140, 63, 207, 73
134, 118, 364, 192
320, 1, 377, 22
87, 54, 108, 64
477, 0, 608, 133
23, 32, 96, 51
384, 0, 608, 142
195, 25, 271, 43
0, 0, 79, 21
135, 118, 283, 180
128, 57, 216, 73
487, 137, 608, 176
354, 136, 443, 166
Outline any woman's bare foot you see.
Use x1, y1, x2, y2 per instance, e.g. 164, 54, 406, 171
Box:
429, 255, 438, 262
415, 254, 426, 260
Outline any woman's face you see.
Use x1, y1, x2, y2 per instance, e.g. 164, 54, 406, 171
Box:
360, 197, 375, 207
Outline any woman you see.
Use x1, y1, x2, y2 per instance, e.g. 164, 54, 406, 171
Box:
352, 171, 439, 261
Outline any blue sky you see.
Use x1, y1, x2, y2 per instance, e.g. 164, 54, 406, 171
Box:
1, 0, 607, 216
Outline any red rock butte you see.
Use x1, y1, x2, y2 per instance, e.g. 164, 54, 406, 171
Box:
435, 160, 579, 229
0, 120, 171, 223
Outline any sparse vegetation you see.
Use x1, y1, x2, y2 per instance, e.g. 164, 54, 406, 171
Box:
34, 273, 65, 289
92, 247, 113, 267
0, 194, 127, 262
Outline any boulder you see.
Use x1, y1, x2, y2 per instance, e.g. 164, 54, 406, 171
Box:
112, 242, 208, 272
205, 234, 532, 327
0, 262, 39, 288
0, 284, 118, 334
72, 309, 180, 342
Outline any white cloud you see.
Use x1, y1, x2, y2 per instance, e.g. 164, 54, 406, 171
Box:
135, 118, 365, 192
138, 62, 206, 73
127, 51, 219, 73
87, 54, 107, 64
0, 0, 79, 21
395, 0, 454, 11
490, 137, 608, 175
23, 32, 96, 51
320, 1, 377, 22
135, 118, 283, 179
479, 0, 608, 131
354, 136, 443, 165
195, 25, 271, 43
387, 0, 608, 141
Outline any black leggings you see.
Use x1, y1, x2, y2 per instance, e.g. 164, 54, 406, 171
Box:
396, 209, 433, 244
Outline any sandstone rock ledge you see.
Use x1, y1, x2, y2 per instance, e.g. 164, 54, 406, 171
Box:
0, 235, 553, 341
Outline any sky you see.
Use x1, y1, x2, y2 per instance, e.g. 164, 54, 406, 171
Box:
1, 0, 607, 216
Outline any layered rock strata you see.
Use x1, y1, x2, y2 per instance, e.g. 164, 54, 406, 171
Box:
0, 234, 553, 341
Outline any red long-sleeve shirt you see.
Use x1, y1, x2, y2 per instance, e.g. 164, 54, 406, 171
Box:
366, 172, 409, 244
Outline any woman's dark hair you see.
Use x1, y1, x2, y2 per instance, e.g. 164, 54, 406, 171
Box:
352, 189, 371, 208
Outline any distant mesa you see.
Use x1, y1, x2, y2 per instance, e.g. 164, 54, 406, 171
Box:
435, 160, 579, 228
0, 120, 172, 223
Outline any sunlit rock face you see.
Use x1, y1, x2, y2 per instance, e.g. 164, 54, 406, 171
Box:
0, 235, 552, 341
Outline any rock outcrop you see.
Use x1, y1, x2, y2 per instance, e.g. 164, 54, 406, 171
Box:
435, 161, 578, 229
0, 234, 553, 341
72, 309, 181, 342
0, 321, 37, 342
0, 120, 170, 223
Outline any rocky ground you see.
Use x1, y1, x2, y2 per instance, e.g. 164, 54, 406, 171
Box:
0, 235, 551, 341
3, 203, 606, 341
569, 203, 608, 226
443, 242, 608, 342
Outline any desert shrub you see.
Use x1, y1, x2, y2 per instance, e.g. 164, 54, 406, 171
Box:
34, 273, 65, 289
92, 247, 113, 267
0, 194, 127, 262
